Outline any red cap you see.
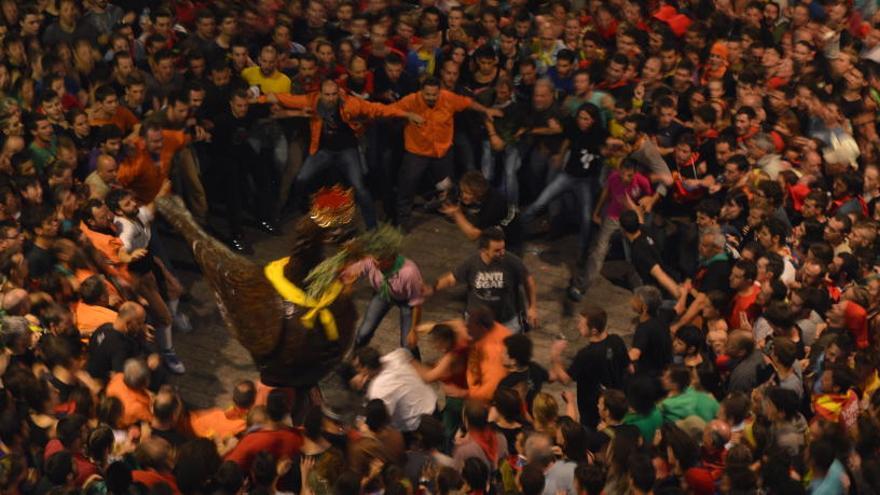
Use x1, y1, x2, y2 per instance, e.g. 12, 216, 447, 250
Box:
652, 5, 677, 21
666, 14, 692, 37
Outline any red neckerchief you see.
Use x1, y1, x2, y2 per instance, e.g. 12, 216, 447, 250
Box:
469, 428, 499, 464
696, 129, 719, 146
736, 126, 759, 144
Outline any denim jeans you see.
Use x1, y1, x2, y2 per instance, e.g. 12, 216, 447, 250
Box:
573, 216, 631, 291
522, 172, 596, 255
480, 141, 522, 206
295, 148, 377, 228
354, 293, 414, 348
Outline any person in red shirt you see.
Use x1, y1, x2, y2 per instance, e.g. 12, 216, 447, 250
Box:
132, 437, 181, 495
728, 259, 760, 331
224, 390, 303, 470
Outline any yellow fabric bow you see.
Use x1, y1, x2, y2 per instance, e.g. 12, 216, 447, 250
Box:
264, 257, 343, 341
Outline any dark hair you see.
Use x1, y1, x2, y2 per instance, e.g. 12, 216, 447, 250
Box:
558, 416, 589, 462
265, 389, 289, 422
503, 334, 532, 366
620, 209, 641, 234
364, 399, 391, 431
601, 389, 628, 421
493, 387, 523, 422
464, 400, 490, 430
421, 76, 441, 88
478, 226, 505, 248
519, 462, 545, 495
628, 452, 656, 491
580, 304, 607, 332
354, 346, 381, 371
765, 387, 800, 420
733, 259, 758, 282
666, 364, 692, 391
761, 217, 789, 245
574, 463, 606, 495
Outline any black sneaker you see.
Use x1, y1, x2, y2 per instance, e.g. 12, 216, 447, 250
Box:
566, 285, 585, 302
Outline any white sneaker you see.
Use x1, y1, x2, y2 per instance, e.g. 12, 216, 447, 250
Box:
163, 351, 186, 374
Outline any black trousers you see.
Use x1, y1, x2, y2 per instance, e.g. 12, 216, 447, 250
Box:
396, 151, 453, 228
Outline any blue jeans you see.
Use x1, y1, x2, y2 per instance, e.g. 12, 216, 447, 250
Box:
480, 141, 522, 206
354, 293, 414, 348
522, 173, 596, 255
295, 148, 377, 228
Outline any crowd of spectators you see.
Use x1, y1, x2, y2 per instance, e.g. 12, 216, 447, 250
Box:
2, 0, 880, 494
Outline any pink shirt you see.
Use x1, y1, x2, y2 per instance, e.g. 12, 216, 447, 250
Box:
604, 170, 653, 220
344, 257, 425, 306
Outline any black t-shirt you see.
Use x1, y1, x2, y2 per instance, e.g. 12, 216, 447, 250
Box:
86, 324, 145, 381
567, 334, 629, 427
25, 243, 56, 279
696, 256, 733, 294
498, 362, 549, 407
522, 103, 566, 153
632, 317, 672, 376
563, 118, 607, 178
463, 188, 523, 252
453, 252, 529, 322
630, 233, 663, 287
317, 104, 358, 151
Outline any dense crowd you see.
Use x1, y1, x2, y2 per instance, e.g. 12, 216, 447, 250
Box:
2, 0, 880, 494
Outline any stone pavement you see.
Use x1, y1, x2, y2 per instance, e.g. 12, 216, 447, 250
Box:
167, 211, 638, 409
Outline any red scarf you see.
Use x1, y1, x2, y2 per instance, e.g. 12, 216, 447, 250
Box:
469, 428, 499, 464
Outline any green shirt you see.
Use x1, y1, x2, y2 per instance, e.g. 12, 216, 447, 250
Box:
28, 138, 58, 176
623, 407, 663, 443
659, 387, 720, 423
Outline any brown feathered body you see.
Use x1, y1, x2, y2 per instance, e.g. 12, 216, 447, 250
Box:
156, 196, 357, 387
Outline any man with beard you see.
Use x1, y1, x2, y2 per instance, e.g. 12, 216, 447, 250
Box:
106, 186, 187, 375
270, 79, 423, 229
391, 78, 502, 231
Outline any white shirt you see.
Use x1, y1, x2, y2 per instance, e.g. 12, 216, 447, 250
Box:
114, 206, 153, 252
366, 348, 437, 432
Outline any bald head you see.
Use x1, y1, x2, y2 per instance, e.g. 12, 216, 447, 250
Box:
704, 419, 731, 450
116, 302, 145, 330
96, 155, 118, 184
2, 288, 30, 316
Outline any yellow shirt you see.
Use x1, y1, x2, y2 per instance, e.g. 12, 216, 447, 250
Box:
241, 66, 291, 94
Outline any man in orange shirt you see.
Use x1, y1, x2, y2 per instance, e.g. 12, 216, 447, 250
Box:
117, 122, 191, 206
106, 358, 154, 428
390, 77, 502, 230
74, 274, 118, 337
268, 79, 421, 228
189, 380, 256, 440
90, 85, 140, 135
463, 305, 511, 402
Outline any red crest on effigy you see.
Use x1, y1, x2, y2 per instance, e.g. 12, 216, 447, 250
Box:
309, 185, 356, 228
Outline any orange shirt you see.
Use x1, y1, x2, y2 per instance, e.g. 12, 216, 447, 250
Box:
392, 89, 472, 158
106, 372, 153, 428
90, 106, 140, 134
273, 92, 408, 155
117, 130, 187, 204
74, 302, 117, 337
189, 407, 248, 439
79, 221, 131, 283
466, 322, 511, 402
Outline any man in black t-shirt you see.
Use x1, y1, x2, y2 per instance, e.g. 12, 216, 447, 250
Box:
628, 285, 673, 377
549, 304, 629, 429
432, 227, 537, 333
619, 210, 681, 297
86, 302, 157, 382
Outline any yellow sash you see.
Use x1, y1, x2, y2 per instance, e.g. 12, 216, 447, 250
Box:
264, 257, 343, 341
